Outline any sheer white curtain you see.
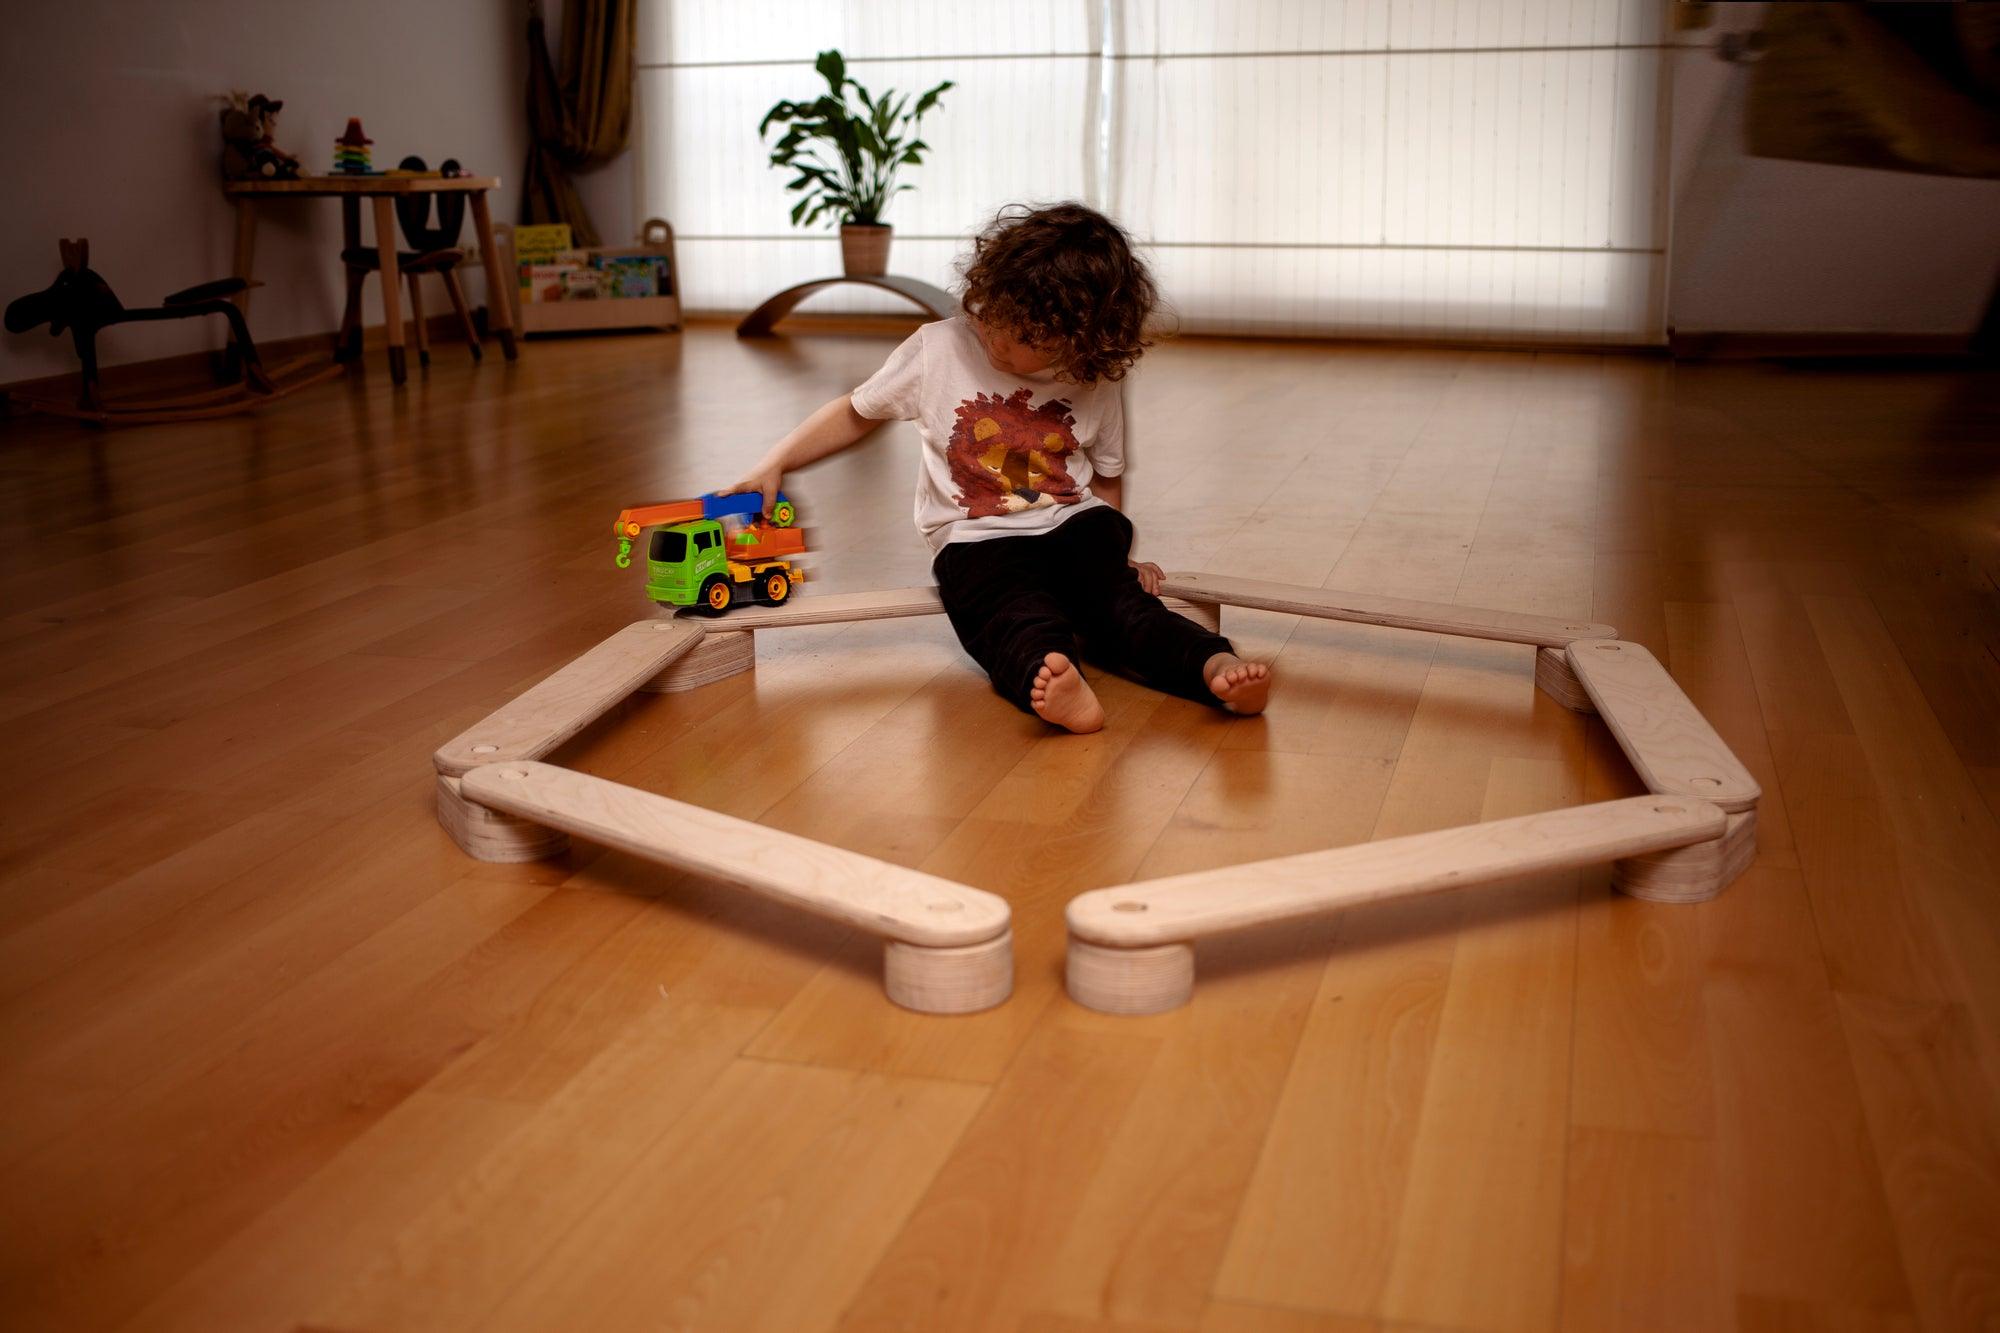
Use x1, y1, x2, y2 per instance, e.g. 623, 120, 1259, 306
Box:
637, 0, 1671, 342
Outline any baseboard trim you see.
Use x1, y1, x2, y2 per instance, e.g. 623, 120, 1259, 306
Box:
1668, 329, 1979, 361
702, 309, 1671, 357
1, 311, 486, 400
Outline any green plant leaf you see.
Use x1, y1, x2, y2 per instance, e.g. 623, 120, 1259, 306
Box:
815, 49, 845, 93
912, 80, 954, 118
758, 101, 796, 136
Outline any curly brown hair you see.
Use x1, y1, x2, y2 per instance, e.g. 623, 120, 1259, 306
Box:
956, 202, 1157, 384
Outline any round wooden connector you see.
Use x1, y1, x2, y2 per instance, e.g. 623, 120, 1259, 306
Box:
1065, 937, 1195, 1015
1534, 645, 1597, 714
1162, 596, 1222, 635
641, 627, 753, 693
435, 775, 568, 863
1612, 808, 1757, 903
883, 930, 1014, 1014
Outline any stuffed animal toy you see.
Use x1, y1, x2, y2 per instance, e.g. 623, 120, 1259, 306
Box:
219, 91, 301, 180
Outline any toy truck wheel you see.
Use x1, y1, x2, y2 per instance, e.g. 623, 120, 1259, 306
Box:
771, 500, 797, 527
700, 576, 734, 614
759, 570, 791, 605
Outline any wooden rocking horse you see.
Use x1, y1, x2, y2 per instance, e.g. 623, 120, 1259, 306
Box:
3, 239, 340, 425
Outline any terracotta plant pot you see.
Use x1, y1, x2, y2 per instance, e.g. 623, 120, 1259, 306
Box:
840, 223, 892, 277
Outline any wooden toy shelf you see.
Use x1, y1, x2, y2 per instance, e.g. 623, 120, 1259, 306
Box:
492, 218, 681, 336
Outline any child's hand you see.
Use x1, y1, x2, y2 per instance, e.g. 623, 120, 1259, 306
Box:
1130, 559, 1164, 595
715, 464, 785, 518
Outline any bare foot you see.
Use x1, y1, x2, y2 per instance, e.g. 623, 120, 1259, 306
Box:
1030, 652, 1105, 734
1204, 652, 1272, 715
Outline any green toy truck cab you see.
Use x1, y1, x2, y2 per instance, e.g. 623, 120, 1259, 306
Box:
644, 518, 799, 614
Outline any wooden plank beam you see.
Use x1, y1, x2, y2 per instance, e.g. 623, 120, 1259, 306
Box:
1565, 639, 1762, 813
673, 586, 1217, 633
677, 586, 944, 629
1065, 797, 1726, 1014
1069, 796, 1725, 947
432, 620, 705, 777
459, 761, 1012, 1013
1156, 572, 1617, 648
458, 761, 1009, 947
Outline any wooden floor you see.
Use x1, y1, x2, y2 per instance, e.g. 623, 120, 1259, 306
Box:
2, 327, 1997, 1332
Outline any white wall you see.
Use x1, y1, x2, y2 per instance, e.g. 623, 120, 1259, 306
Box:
1666, 4, 2000, 338
0, 0, 530, 384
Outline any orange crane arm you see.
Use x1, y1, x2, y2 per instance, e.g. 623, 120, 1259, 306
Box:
612, 499, 704, 538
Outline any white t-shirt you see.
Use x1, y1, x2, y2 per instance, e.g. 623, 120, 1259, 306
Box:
850, 317, 1124, 553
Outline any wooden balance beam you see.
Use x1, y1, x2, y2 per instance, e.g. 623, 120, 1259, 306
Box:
634, 575, 1610, 696
1154, 572, 1617, 647
1564, 639, 1761, 812
1064, 796, 1728, 1014
1154, 572, 1618, 714
460, 761, 1013, 1014
637, 585, 1222, 693
435, 620, 707, 777
428, 579, 1758, 1019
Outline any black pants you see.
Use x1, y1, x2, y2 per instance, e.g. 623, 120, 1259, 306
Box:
932, 506, 1234, 715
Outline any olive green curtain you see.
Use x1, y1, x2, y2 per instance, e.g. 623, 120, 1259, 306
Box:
521, 0, 636, 247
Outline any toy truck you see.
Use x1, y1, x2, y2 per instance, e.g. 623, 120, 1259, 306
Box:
612, 491, 805, 614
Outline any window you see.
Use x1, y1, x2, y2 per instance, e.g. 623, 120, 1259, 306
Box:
639, 0, 1672, 343
650, 529, 689, 562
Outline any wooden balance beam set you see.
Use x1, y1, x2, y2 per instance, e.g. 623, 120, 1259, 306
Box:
433, 575, 1758, 1015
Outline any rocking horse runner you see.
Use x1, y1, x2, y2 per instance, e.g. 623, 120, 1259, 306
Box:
4, 239, 340, 425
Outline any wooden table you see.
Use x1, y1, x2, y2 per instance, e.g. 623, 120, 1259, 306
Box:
224, 175, 519, 385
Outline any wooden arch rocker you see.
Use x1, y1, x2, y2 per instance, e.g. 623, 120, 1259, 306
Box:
4, 239, 341, 425
735, 275, 958, 337
433, 576, 1759, 1015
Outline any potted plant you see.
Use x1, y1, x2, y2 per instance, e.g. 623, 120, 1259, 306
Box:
759, 50, 951, 278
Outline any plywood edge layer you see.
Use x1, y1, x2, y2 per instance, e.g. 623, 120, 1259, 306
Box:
640, 628, 755, 693
1613, 808, 1758, 903
1565, 639, 1762, 812
1157, 572, 1617, 647
459, 761, 1009, 947
435, 774, 571, 863
1534, 645, 1597, 713
433, 620, 706, 776
1067, 795, 1725, 947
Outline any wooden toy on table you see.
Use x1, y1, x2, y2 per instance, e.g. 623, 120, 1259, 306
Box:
332, 118, 377, 174
218, 91, 300, 181
432, 572, 1760, 1016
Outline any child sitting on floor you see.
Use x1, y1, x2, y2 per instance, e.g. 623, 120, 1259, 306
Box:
719, 201, 1271, 734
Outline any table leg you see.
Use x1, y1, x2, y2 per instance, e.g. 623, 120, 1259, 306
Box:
468, 190, 519, 360
218, 197, 260, 382
371, 196, 406, 386
338, 197, 363, 360
231, 198, 258, 315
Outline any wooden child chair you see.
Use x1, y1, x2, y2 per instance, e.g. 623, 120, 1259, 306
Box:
339, 156, 483, 369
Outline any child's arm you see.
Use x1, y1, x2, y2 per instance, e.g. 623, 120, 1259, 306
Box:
1090, 473, 1165, 594
718, 394, 878, 517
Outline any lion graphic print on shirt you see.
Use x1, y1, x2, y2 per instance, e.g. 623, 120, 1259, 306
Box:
849, 316, 1124, 553
947, 388, 1085, 518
